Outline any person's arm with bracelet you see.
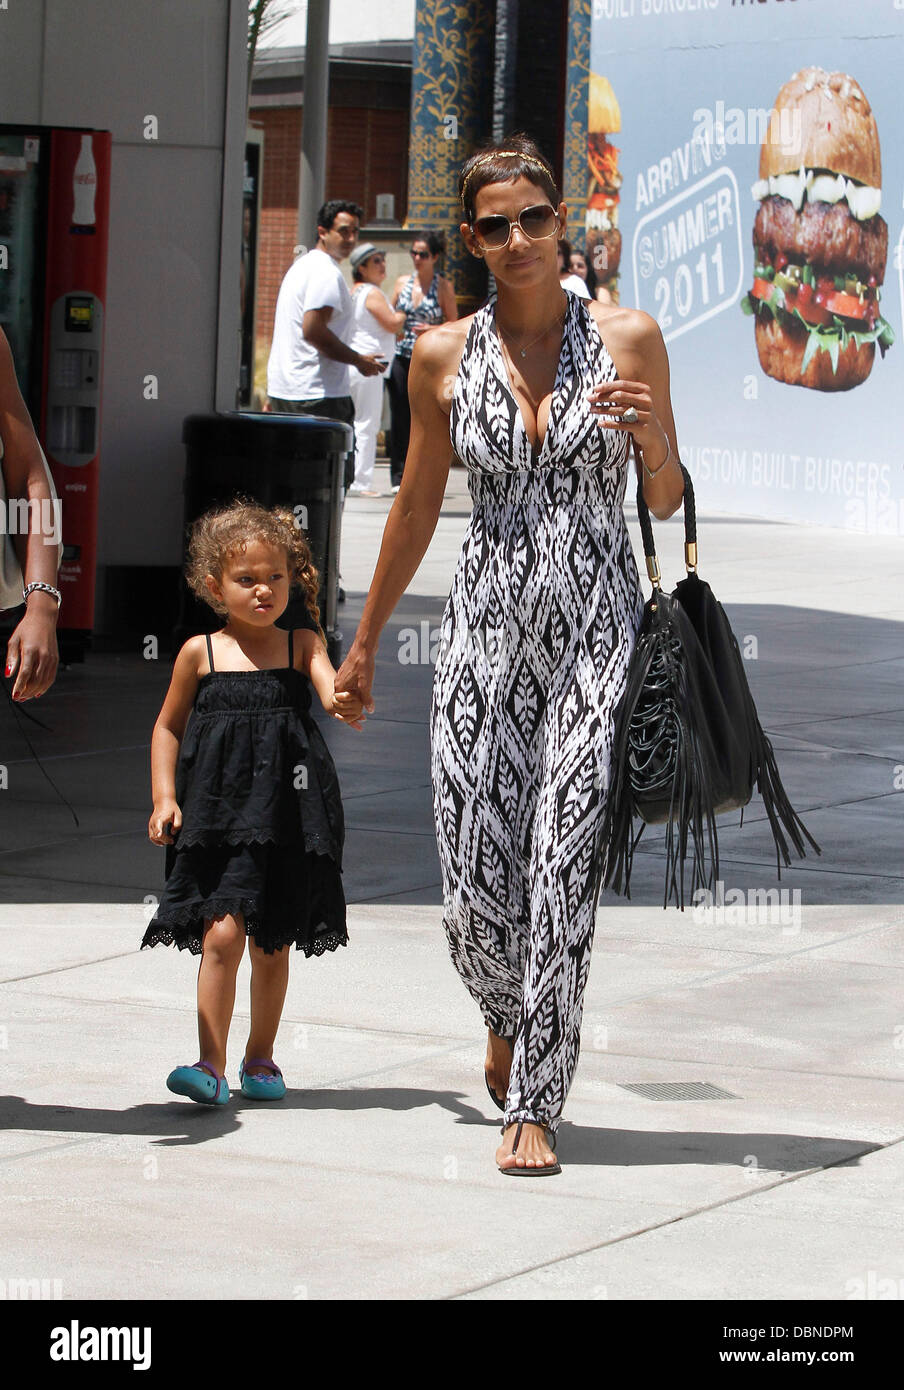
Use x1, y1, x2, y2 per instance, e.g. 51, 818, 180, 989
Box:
0, 328, 60, 700
302, 306, 385, 375
585, 311, 684, 522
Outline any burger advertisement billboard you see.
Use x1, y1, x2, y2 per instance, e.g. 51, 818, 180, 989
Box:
588, 0, 902, 530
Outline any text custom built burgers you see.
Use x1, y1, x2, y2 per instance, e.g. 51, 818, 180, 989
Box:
741, 67, 894, 392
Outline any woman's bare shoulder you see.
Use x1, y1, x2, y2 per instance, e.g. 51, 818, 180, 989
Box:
412, 313, 476, 373
409, 313, 480, 415
587, 299, 662, 352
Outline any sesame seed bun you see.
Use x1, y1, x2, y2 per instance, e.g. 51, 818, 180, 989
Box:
759, 67, 881, 188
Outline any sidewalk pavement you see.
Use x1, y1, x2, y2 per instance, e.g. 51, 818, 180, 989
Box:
1, 458, 902, 1299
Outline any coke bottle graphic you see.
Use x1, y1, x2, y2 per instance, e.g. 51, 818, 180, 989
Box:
70, 134, 97, 235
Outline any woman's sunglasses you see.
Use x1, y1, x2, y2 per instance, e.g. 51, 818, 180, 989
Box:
411, 249, 432, 259
470, 203, 559, 251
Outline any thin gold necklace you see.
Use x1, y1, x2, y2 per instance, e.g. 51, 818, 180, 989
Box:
497, 296, 567, 359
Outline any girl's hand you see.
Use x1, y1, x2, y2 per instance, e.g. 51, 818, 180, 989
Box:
149, 800, 182, 846
5, 603, 59, 701
327, 688, 366, 731
585, 376, 669, 461
334, 639, 376, 716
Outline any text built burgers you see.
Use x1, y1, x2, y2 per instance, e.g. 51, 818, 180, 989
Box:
741, 67, 894, 392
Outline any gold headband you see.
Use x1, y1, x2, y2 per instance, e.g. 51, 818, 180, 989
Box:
460, 150, 552, 204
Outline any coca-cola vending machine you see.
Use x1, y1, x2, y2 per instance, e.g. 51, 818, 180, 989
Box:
0, 124, 111, 661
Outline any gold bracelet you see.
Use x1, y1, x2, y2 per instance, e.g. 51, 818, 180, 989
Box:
641, 437, 671, 482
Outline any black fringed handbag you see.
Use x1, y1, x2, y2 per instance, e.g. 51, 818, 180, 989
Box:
600, 440, 820, 908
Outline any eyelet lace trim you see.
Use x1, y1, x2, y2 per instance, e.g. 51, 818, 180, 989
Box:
141, 893, 347, 959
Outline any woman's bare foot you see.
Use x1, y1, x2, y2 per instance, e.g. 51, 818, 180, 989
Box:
495, 1121, 558, 1171
485, 1028, 514, 1105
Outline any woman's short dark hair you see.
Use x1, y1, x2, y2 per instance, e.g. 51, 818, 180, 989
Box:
410, 230, 445, 259
458, 132, 559, 226
558, 237, 573, 265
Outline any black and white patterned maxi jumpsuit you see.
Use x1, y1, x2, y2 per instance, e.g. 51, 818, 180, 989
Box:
430, 289, 644, 1135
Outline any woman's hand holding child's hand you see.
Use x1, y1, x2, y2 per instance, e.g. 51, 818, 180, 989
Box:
149, 800, 182, 845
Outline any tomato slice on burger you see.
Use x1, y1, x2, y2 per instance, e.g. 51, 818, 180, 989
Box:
750, 277, 773, 301
824, 291, 870, 321
793, 290, 832, 327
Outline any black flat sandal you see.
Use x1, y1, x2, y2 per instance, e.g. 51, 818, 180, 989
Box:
498, 1120, 561, 1176
485, 1072, 506, 1112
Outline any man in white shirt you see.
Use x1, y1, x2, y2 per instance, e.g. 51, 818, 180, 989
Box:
267, 200, 385, 488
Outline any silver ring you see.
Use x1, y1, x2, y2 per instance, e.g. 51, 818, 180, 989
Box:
622, 405, 639, 424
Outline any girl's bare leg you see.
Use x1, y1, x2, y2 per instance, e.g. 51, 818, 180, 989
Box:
245, 938, 290, 1073
197, 912, 246, 1074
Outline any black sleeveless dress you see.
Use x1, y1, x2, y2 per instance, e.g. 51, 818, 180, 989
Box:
141, 629, 347, 957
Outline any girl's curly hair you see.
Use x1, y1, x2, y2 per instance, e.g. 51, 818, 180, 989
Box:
185, 496, 327, 648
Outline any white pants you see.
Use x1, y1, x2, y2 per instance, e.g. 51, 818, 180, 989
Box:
348, 369, 385, 490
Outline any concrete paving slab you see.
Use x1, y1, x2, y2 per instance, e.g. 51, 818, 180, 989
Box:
1, 902, 902, 1299
458, 1141, 904, 1301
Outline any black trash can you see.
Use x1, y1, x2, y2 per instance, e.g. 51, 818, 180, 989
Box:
173, 412, 353, 666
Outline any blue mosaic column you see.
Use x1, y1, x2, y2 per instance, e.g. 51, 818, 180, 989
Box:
406, 0, 496, 310
562, 0, 591, 244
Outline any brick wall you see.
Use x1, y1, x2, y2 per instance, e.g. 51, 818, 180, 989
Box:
252, 103, 410, 358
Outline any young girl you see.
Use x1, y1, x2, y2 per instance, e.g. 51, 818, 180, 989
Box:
143, 499, 364, 1105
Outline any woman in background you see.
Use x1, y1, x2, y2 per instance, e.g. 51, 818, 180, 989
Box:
347, 243, 406, 496
557, 237, 590, 299
386, 231, 457, 493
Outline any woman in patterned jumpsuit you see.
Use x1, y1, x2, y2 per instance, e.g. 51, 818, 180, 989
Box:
335, 135, 685, 1174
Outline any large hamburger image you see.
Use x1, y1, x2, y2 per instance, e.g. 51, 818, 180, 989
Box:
585, 72, 622, 300
741, 67, 894, 391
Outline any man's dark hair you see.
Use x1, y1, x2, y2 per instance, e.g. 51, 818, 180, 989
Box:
317, 199, 364, 232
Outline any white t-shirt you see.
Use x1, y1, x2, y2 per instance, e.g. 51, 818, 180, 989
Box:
267, 248, 354, 399
561, 273, 591, 299
348, 284, 397, 372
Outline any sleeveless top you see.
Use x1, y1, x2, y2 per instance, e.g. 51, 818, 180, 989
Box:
445, 287, 644, 628
449, 288, 639, 518
395, 272, 444, 358
172, 629, 344, 866
348, 283, 397, 366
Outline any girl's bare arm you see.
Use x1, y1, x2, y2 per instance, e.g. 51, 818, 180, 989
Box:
149, 637, 204, 841
295, 628, 365, 730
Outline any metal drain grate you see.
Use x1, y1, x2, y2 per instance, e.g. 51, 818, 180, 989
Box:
618, 1082, 740, 1101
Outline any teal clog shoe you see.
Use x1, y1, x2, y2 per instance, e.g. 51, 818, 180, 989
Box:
239, 1057, 286, 1101
166, 1061, 230, 1106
